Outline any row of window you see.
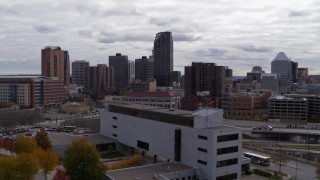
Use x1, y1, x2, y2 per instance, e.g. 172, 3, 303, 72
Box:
198, 134, 239, 142
216, 158, 238, 168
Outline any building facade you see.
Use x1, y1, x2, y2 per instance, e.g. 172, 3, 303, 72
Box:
72, 60, 89, 86
101, 103, 242, 180
128, 60, 135, 83
135, 56, 154, 82
109, 53, 129, 90
41, 46, 70, 86
153, 32, 173, 87
261, 73, 278, 93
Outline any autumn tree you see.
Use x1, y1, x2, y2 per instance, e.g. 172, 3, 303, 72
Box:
0, 156, 17, 180
63, 139, 106, 180
35, 130, 52, 150
34, 148, 58, 180
15, 153, 39, 180
14, 135, 37, 153
53, 167, 69, 180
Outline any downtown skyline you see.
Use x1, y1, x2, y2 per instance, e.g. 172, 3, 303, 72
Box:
1, 0, 320, 75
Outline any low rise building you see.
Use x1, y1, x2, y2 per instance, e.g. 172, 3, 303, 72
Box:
101, 103, 242, 180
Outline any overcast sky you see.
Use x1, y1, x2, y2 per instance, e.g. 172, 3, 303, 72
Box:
1, 0, 320, 75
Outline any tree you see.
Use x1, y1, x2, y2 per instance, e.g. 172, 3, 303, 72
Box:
63, 139, 106, 180
53, 167, 69, 180
0, 156, 17, 180
35, 130, 52, 150
13, 135, 37, 153
34, 148, 58, 180
15, 153, 39, 180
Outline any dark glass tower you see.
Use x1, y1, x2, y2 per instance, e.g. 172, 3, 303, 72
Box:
153, 32, 173, 87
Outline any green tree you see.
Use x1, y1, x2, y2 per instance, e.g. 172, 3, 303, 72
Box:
35, 130, 52, 150
15, 153, 39, 180
14, 135, 37, 154
34, 148, 58, 180
0, 156, 17, 180
63, 139, 106, 180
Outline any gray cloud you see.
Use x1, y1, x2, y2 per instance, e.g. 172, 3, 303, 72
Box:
124, 34, 153, 42
288, 10, 308, 17
97, 37, 116, 44
78, 30, 93, 37
173, 33, 200, 42
236, 45, 273, 53
149, 17, 180, 26
33, 25, 57, 33
195, 48, 228, 57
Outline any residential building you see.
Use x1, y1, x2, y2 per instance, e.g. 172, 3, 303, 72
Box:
129, 79, 156, 92
72, 60, 89, 86
135, 56, 154, 82
109, 53, 128, 90
153, 32, 173, 87
298, 68, 309, 82
101, 103, 242, 180
42, 80, 65, 105
41, 46, 70, 85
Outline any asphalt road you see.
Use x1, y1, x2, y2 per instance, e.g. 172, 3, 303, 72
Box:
243, 148, 318, 180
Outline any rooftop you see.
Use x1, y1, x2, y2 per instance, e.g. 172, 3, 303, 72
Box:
127, 91, 176, 97
106, 162, 192, 180
273, 52, 290, 61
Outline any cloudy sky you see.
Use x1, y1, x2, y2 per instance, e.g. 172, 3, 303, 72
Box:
1, 0, 320, 75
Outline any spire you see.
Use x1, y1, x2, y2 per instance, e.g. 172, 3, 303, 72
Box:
274, 52, 290, 61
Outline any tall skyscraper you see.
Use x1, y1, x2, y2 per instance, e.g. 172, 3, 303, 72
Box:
271, 52, 297, 93
128, 60, 135, 83
153, 32, 173, 87
109, 53, 128, 90
135, 56, 154, 82
41, 46, 70, 86
72, 60, 89, 86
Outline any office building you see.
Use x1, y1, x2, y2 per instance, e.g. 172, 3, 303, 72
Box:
0, 75, 64, 108
153, 32, 173, 87
109, 53, 128, 90
128, 60, 135, 83
261, 73, 278, 93
72, 60, 89, 86
101, 103, 242, 180
298, 68, 309, 82
135, 56, 154, 82
41, 46, 70, 86
172, 71, 181, 89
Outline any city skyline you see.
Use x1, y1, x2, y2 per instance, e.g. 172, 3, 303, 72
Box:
1, 0, 320, 75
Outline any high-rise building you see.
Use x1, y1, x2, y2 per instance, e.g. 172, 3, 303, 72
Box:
135, 56, 154, 82
109, 53, 128, 90
184, 62, 226, 98
261, 73, 278, 93
271, 52, 296, 93
298, 68, 309, 80
72, 60, 89, 86
41, 46, 70, 86
128, 60, 135, 83
172, 71, 181, 89
153, 32, 173, 87
292, 61, 298, 83
63, 51, 70, 86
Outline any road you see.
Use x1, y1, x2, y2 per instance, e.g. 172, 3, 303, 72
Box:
243, 148, 318, 180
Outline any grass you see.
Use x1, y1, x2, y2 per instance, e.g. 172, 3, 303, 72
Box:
101, 151, 126, 159
281, 144, 320, 151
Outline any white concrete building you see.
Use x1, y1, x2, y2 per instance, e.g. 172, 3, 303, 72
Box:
101, 103, 242, 180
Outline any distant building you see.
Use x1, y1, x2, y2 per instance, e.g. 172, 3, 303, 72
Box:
172, 71, 181, 89
135, 56, 154, 82
109, 53, 129, 90
41, 46, 70, 86
298, 68, 309, 82
105, 91, 180, 109
129, 79, 156, 92
128, 60, 135, 83
153, 32, 173, 87
246, 66, 265, 83
261, 73, 278, 93
72, 60, 89, 86
101, 103, 242, 180
0, 75, 64, 108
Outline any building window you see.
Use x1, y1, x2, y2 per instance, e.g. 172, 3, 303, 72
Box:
216, 158, 238, 168
198, 147, 207, 153
197, 160, 207, 165
112, 125, 117, 129
112, 116, 117, 120
217, 146, 238, 155
217, 134, 239, 142
198, 135, 208, 140
137, 140, 149, 151
112, 134, 117, 137
216, 173, 237, 180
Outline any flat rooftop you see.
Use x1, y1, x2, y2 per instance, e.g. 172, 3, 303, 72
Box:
106, 162, 192, 180
206, 125, 241, 132
49, 133, 115, 146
